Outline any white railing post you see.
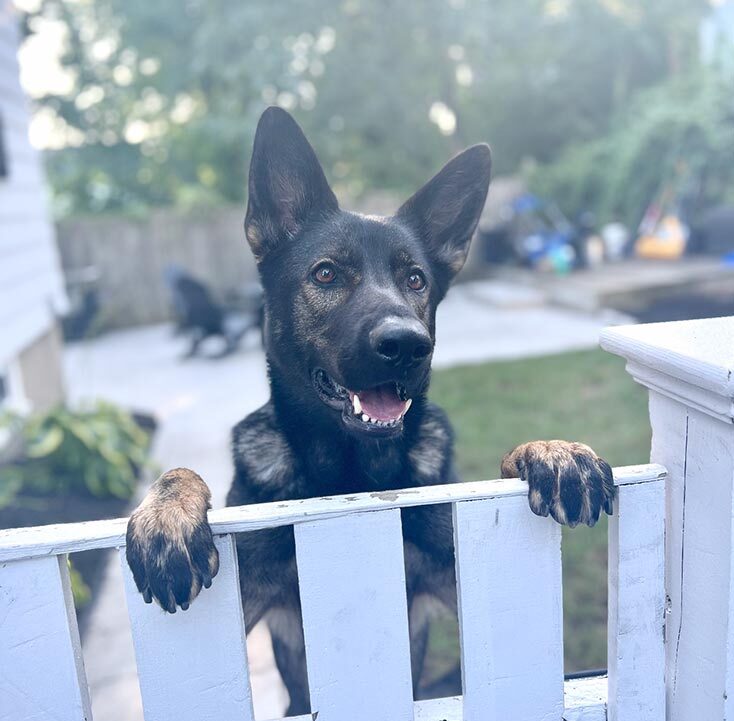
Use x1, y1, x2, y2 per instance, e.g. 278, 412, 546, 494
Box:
0, 554, 93, 721
453, 494, 564, 721
606, 466, 666, 721
602, 316, 734, 721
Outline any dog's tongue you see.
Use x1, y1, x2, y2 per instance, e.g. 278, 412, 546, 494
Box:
356, 384, 406, 421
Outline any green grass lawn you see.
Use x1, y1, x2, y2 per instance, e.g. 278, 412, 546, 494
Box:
425, 348, 651, 678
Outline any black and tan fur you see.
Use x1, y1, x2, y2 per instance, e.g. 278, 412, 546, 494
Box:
127, 107, 615, 714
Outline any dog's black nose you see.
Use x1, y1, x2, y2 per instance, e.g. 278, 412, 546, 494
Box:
370, 318, 432, 368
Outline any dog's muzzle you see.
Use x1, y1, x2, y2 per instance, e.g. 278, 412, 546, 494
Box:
313, 369, 412, 437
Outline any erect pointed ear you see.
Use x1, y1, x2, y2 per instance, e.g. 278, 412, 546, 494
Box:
396, 144, 491, 281
245, 107, 338, 261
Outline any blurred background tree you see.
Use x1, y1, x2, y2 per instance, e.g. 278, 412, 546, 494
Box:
531, 68, 734, 228
23, 0, 716, 219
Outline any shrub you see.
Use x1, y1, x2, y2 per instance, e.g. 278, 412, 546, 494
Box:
68, 558, 92, 608
530, 68, 734, 229
0, 402, 151, 503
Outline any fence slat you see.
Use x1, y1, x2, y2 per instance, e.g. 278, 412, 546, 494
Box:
607, 478, 666, 721
454, 495, 564, 721
120, 534, 254, 721
294, 508, 414, 721
0, 554, 92, 721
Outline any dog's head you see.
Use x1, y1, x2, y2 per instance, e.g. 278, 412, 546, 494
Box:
245, 107, 491, 439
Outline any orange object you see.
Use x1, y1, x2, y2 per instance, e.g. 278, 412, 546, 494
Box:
635, 215, 688, 259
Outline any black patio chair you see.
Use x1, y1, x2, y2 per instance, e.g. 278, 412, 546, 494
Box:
163, 265, 262, 358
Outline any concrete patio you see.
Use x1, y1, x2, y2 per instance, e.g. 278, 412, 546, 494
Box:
64, 280, 630, 720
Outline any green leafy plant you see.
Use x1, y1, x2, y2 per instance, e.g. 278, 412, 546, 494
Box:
68, 558, 92, 608
0, 402, 151, 502
530, 67, 734, 228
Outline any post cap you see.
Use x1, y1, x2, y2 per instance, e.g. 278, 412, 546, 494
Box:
601, 317, 734, 423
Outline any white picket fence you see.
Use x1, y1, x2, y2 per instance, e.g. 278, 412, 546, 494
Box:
1, 463, 665, 721
2, 316, 733, 721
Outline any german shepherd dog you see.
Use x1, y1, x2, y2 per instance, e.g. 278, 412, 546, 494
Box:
126, 107, 615, 714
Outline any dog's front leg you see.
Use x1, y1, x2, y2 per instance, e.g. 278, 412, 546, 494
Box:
502, 441, 615, 528
126, 468, 219, 612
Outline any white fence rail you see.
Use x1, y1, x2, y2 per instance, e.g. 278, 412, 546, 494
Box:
1, 463, 665, 721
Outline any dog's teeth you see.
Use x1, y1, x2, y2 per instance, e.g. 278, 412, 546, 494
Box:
404, 398, 412, 414
353, 394, 362, 414
362, 413, 370, 423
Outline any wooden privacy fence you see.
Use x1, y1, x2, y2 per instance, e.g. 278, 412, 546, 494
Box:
1, 464, 665, 721
2, 315, 733, 721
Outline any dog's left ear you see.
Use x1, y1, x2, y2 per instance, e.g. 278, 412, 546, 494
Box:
245, 106, 338, 261
396, 144, 491, 281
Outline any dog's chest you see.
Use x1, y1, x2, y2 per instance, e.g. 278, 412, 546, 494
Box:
302, 438, 407, 495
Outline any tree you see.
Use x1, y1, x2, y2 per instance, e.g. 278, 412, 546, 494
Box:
25, 0, 709, 214
531, 68, 734, 228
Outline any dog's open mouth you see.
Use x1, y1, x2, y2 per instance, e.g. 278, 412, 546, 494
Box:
313, 369, 412, 436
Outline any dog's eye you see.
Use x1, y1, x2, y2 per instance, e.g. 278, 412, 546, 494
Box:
407, 270, 426, 291
313, 263, 337, 285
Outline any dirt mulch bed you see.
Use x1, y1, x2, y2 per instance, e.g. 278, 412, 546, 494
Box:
627, 290, 734, 323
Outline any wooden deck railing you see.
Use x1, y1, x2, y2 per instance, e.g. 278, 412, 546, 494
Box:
1, 464, 665, 721
3, 315, 733, 721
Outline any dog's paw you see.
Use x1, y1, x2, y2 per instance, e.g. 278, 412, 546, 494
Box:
125, 468, 219, 613
502, 441, 615, 527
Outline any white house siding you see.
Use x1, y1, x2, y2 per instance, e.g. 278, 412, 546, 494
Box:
0, 1, 67, 408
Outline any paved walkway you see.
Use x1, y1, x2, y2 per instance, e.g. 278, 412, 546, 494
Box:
64, 281, 631, 720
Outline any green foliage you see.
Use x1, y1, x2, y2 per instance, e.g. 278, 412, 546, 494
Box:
25, 0, 708, 214
0, 403, 151, 503
0, 471, 23, 510
531, 68, 734, 228
68, 558, 92, 608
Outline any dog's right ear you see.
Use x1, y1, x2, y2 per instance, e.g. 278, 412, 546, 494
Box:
245, 107, 338, 261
